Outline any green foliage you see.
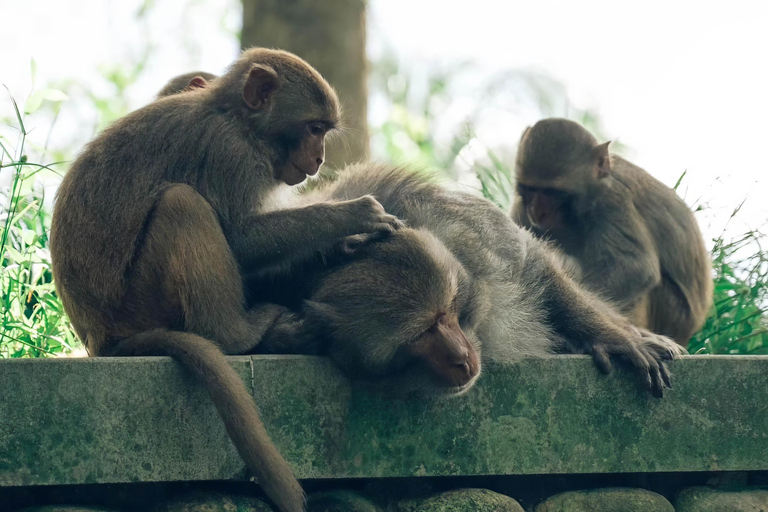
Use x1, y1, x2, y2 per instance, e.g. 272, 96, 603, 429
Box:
689, 231, 768, 354
0, 94, 80, 358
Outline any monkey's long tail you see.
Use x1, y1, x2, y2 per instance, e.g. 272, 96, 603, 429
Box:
107, 329, 305, 512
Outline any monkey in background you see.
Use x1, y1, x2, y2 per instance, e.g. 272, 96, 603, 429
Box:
51, 49, 404, 512
156, 71, 218, 97
511, 118, 712, 346
255, 164, 685, 399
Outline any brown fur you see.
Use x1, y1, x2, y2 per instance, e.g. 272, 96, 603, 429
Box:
512, 118, 713, 346
156, 71, 219, 98
50, 48, 401, 512
256, 164, 685, 399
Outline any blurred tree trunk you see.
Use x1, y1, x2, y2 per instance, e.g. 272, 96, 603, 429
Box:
241, 0, 368, 170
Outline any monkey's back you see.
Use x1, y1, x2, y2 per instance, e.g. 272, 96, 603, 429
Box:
50, 94, 241, 354
610, 156, 713, 338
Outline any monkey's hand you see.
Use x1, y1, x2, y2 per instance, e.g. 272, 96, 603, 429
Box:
588, 324, 686, 399
344, 195, 406, 235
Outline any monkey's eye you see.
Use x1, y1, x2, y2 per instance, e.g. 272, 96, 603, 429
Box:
308, 123, 325, 136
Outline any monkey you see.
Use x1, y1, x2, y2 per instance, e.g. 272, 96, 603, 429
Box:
50, 49, 404, 512
156, 71, 219, 98
254, 164, 686, 400
511, 118, 712, 347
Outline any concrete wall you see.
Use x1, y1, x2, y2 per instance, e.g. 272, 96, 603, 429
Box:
2, 354, 767, 488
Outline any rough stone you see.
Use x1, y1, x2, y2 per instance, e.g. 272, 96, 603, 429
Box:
535, 487, 673, 512
2, 355, 768, 486
400, 489, 523, 512
674, 486, 768, 511
150, 492, 274, 512
307, 490, 381, 512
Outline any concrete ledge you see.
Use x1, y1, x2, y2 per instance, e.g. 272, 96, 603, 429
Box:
1, 355, 767, 486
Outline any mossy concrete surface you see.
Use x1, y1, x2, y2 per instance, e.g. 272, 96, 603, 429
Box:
1, 355, 767, 486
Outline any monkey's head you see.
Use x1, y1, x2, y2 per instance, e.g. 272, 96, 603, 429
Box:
156, 71, 219, 98
210, 48, 342, 186
515, 118, 611, 232
306, 228, 482, 396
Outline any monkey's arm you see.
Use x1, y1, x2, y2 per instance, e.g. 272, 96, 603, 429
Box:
226, 196, 403, 276
580, 204, 661, 310
522, 241, 681, 397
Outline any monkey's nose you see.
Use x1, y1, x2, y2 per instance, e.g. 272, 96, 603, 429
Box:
452, 360, 476, 381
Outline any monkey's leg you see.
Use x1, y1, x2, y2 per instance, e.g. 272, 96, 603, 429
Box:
648, 278, 696, 347
523, 244, 685, 397
259, 310, 324, 355
123, 183, 285, 354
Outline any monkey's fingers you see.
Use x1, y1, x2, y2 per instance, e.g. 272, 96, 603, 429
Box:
646, 358, 666, 398
635, 343, 672, 397
659, 362, 673, 389
610, 341, 657, 396
374, 213, 406, 232
590, 345, 613, 374
638, 329, 686, 360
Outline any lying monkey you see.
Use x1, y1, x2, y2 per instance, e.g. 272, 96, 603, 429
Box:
255, 163, 685, 398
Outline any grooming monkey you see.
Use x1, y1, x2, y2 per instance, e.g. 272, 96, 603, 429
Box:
511, 118, 712, 346
256, 164, 685, 399
50, 49, 403, 512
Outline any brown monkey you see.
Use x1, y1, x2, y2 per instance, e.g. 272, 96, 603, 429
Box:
50, 49, 402, 512
156, 71, 218, 98
257, 164, 685, 399
511, 118, 712, 346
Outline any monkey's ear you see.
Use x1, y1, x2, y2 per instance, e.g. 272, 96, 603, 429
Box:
594, 141, 611, 179
243, 65, 279, 110
184, 76, 208, 92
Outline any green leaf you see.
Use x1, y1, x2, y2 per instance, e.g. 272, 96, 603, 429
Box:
40, 88, 69, 102
24, 90, 45, 115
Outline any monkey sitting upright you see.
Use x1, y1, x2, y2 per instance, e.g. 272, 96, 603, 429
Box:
511, 118, 713, 346
51, 49, 404, 512
256, 164, 685, 399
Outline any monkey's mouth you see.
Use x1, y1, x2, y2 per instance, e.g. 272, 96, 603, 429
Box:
440, 372, 481, 397
292, 162, 318, 177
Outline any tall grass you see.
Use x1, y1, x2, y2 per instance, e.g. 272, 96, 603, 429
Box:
0, 94, 79, 358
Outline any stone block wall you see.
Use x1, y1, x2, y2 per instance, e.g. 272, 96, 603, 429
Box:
2, 355, 767, 511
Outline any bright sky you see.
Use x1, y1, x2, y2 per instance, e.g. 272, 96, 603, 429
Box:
1, 0, 767, 242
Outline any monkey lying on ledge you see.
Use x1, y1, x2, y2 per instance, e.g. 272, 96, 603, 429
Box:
254, 163, 686, 398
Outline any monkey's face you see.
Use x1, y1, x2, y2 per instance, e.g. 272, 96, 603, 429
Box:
516, 184, 570, 234
273, 121, 332, 186
307, 229, 482, 396
235, 51, 341, 186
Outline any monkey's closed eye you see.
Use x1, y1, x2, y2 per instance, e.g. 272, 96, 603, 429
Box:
308, 123, 325, 136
